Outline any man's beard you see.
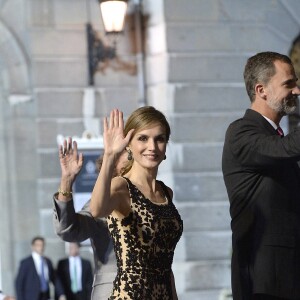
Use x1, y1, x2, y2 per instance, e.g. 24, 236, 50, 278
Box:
267, 96, 298, 115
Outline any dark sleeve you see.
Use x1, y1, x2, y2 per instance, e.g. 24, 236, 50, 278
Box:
227, 121, 300, 168
83, 259, 93, 296
47, 258, 64, 298
15, 260, 26, 300
52, 193, 108, 242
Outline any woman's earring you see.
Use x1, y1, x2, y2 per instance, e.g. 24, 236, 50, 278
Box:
127, 149, 133, 161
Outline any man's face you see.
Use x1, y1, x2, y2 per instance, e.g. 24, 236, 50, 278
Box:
265, 60, 300, 115
69, 243, 80, 257
32, 239, 45, 256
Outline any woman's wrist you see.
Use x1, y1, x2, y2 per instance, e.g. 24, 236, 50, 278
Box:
57, 188, 72, 197
57, 176, 74, 201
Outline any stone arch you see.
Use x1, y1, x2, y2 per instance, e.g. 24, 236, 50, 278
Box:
0, 17, 31, 97
0, 18, 32, 294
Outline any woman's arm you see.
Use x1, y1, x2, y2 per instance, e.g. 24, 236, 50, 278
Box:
90, 109, 134, 218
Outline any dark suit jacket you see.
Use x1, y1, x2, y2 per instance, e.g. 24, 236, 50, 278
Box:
57, 257, 93, 300
15, 255, 63, 300
222, 109, 300, 299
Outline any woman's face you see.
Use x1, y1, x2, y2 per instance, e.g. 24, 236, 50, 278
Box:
129, 123, 167, 170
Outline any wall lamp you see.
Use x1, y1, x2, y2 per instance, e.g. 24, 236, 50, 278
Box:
87, 0, 128, 85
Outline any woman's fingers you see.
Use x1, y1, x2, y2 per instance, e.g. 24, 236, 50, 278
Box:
108, 109, 123, 130
73, 140, 78, 157
118, 110, 124, 129
67, 137, 72, 150
60, 137, 74, 157
114, 109, 119, 127
59, 145, 64, 158
109, 110, 114, 128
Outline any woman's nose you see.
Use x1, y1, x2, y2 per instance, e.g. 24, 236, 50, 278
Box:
147, 139, 156, 149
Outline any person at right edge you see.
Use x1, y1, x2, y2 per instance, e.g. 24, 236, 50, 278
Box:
222, 51, 300, 300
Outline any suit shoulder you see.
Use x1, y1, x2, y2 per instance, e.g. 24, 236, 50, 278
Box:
20, 256, 33, 263
81, 258, 92, 265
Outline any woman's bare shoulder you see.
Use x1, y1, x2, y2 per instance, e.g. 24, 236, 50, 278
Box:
111, 176, 128, 193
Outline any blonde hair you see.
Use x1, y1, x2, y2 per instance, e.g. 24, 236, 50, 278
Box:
121, 106, 171, 175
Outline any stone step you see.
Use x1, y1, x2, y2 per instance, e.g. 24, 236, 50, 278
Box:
36, 87, 138, 117
33, 58, 137, 87
177, 201, 230, 231
172, 84, 248, 113
147, 54, 246, 85
169, 112, 241, 143
184, 230, 231, 261
165, 22, 285, 53
179, 289, 232, 300
170, 142, 224, 172
173, 172, 227, 203
173, 259, 231, 292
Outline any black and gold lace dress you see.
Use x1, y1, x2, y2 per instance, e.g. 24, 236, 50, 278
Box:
106, 177, 183, 300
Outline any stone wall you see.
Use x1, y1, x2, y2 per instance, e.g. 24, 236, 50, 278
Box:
1, 0, 300, 298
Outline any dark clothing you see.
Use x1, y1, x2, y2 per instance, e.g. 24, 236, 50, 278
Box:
15, 255, 64, 300
57, 257, 93, 300
253, 295, 300, 300
107, 177, 183, 299
222, 109, 300, 299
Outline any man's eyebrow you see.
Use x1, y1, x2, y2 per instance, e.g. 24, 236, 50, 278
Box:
282, 78, 298, 85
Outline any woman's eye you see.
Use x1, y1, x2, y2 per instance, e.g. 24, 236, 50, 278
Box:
138, 136, 147, 141
156, 136, 166, 142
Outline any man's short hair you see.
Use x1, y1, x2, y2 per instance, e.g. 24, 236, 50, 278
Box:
244, 51, 292, 102
31, 236, 45, 245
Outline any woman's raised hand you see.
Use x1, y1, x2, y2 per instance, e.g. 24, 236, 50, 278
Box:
103, 109, 134, 157
58, 137, 83, 180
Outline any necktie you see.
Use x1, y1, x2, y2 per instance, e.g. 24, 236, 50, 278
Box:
71, 260, 78, 293
276, 126, 284, 137
40, 258, 48, 292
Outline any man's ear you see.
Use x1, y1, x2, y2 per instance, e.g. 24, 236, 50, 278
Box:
255, 83, 267, 100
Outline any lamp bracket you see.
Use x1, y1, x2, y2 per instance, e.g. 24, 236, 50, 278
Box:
87, 23, 116, 85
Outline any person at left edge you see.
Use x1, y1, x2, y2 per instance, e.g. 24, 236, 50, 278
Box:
0, 290, 15, 300
15, 236, 66, 300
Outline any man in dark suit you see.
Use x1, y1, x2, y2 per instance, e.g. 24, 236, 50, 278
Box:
15, 236, 65, 300
222, 51, 300, 300
57, 242, 93, 300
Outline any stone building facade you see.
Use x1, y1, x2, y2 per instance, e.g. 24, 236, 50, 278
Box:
0, 0, 300, 298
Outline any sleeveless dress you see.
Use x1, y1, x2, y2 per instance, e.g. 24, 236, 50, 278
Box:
106, 177, 183, 300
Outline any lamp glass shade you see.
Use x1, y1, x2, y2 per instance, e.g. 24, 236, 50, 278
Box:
100, 1, 128, 34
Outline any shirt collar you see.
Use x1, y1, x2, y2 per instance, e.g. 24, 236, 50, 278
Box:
32, 251, 42, 260
262, 115, 278, 130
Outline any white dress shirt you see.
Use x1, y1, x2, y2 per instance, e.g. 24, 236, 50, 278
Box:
262, 115, 279, 130
32, 251, 49, 281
